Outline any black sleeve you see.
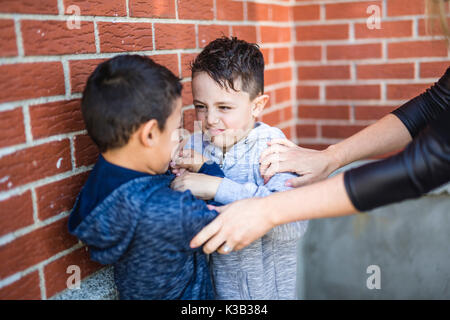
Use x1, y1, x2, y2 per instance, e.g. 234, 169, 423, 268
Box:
344, 67, 450, 212
344, 108, 450, 212
391, 67, 449, 138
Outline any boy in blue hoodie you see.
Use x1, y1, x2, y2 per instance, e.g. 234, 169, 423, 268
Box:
68, 54, 220, 300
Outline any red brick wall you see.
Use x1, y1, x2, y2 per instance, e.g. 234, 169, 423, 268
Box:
0, 0, 448, 299
294, 0, 449, 150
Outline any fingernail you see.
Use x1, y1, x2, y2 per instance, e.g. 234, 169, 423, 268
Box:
285, 181, 292, 187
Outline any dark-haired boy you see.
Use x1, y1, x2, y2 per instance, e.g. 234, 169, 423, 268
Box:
68, 54, 218, 300
171, 37, 308, 299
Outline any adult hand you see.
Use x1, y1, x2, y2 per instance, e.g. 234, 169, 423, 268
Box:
190, 197, 275, 254
170, 172, 222, 200
259, 139, 339, 187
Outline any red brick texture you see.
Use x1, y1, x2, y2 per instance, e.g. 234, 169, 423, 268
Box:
0, 0, 448, 300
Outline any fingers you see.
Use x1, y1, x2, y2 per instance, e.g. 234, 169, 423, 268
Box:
189, 217, 223, 251
267, 138, 297, 148
259, 144, 289, 164
260, 153, 284, 181
286, 175, 313, 188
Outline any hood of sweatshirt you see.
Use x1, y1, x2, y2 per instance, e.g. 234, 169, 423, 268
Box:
68, 174, 174, 265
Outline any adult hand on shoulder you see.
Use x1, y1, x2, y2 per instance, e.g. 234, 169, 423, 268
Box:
190, 197, 275, 254
259, 138, 339, 187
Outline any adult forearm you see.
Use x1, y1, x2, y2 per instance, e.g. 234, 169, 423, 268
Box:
262, 173, 357, 226
327, 113, 412, 170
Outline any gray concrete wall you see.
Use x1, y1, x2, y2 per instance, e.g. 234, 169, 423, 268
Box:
296, 163, 450, 300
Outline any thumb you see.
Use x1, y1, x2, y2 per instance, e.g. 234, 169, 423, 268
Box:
285, 175, 313, 188
208, 203, 229, 213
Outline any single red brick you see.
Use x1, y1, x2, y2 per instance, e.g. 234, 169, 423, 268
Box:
182, 81, 193, 107
129, 0, 176, 18
273, 47, 290, 64
298, 65, 350, 80
326, 1, 382, 19
387, 0, 425, 16
294, 46, 322, 61
296, 24, 348, 41
181, 53, 198, 78
63, 0, 127, 16
327, 43, 382, 60
0, 271, 41, 300
21, 20, 96, 56
261, 48, 270, 65
216, 0, 244, 21
298, 105, 350, 120
0, 108, 26, 148
260, 26, 291, 43
293, 5, 320, 21
247, 2, 271, 21
354, 20, 413, 39
0, 0, 58, 14
30, 99, 85, 139
357, 63, 415, 79
420, 61, 450, 78
326, 85, 381, 100
354, 105, 397, 120
388, 40, 448, 59
0, 20, 17, 57
69, 59, 106, 94
281, 106, 293, 122
265, 67, 292, 86
0, 217, 78, 279
0, 191, 34, 237
36, 172, 89, 220
44, 247, 103, 299
178, 0, 214, 20
183, 108, 196, 132
150, 54, 179, 77
262, 108, 282, 126
0, 140, 72, 192
322, 124, 367, 139
74, 134, 99, 168
98, 22, 153, 53
232, 26, 257, 44
271, 4, 290, 22
418, 17, 450, 37
296, 124, 317, 138
281, 126, 292, 140
296, 85, 320, 100
154, 24, 196, 50
387, 83, 431, 100
198, 25, 229, 48
275, 87, 291, 104
0, 62, 65, 103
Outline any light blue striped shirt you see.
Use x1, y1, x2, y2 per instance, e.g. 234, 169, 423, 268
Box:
185, 121, 308, 299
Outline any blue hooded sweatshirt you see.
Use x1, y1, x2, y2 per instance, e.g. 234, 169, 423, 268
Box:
68, 155, 219, 300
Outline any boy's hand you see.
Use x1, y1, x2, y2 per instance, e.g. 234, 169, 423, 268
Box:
170, 149, 207, 175
171, 172, 222, 200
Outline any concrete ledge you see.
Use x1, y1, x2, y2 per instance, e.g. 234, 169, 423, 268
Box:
51, 266, 118, 300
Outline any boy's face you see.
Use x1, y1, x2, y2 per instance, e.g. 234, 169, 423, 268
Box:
153, 97, 183, 173
192, 72, 259, 151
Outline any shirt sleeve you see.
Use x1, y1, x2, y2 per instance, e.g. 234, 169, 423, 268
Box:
179, 190, 219, 252
344, 110, 450, 212
391, 67, 449, 138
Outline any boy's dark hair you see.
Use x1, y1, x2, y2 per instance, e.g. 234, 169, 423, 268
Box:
191, 36, 264, 100
82, 54, 182, 153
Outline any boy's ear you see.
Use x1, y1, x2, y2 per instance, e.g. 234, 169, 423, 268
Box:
139, 119, 161, 148
251, 94, 269, 118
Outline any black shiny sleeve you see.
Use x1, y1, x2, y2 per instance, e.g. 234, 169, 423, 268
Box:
391, 67, 449, 138
343, 67, 450, 212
